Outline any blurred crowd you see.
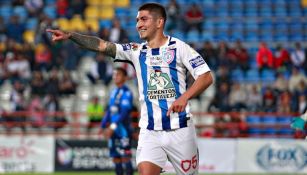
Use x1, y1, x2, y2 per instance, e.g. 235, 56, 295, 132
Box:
0, 0, 306, 135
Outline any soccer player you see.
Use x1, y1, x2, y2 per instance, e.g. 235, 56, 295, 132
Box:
101, 67, 134, 175
47, 3, 213, 175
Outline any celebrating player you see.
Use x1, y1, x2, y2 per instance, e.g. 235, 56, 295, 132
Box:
101, 67, 134, 175
47, 2, 213, 175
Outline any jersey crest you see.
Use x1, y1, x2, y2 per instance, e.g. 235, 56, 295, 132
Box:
161, 48, 175, 64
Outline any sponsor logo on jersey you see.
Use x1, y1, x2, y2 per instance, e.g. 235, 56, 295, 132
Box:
189, 56, 205, 68
147, 70, 176, 100
121, 44, 131, 51
121, 43, 138, 51
149, 56, 163, 66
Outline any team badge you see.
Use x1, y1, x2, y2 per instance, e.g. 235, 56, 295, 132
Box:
162, 48, 175, 64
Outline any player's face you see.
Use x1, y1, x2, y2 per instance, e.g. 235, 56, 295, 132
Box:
113, 70, 126, 86
136, 10, 158, 40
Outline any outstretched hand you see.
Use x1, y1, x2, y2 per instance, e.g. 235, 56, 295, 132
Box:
167, 95, 188, 116
46, 29, 71, 42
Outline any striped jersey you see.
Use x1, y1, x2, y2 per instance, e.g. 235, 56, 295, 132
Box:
115, 36, 210, 130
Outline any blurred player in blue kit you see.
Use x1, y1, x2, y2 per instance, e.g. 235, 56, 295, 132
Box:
47, 2, 213, 175
101, 67, 134, 175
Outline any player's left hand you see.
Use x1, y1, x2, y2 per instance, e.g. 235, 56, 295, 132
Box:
290, 117, 305, 130
167, 95, 188, 116
104, 128, 114, 139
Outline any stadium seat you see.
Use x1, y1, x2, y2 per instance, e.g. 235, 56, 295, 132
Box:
245, 20, 259, 34
13, 6, 28, 21
277, 116, 294, 135
76, 85, 92, 101
99, 19, 112, 29
203, 20, 215, 32
186, 30, 201, 42
246, 115, 262, 135
23, 30, 35, 43
45, 0, 56, 4
262, 115, 277, 135
70, 15, 87, 32
99, 0, 114, 6
246, 69, 260, 83
86, 0, 100, 6
115, 0, 130, 8
274, 6, 287, 17
202, 32, 214, 41
84, 6, 99, 19
99, 6, 115, 20
85, 18, 99, 32
231, 68, 244, 82
173, 29, 184, 40
261, 69, 276, 82
0, 81, 12, 101
26, 18, 38, 30
0, 5, 12, 22
57, 18, 70, 31
115, 8, 129, 18
203, 7, 215, 18
43, 5, 56, 19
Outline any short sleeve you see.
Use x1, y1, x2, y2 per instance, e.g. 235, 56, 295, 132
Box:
180, 43, 210, 79
115, 43, 138, 61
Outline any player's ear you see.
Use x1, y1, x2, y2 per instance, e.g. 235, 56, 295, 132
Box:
157, 18, 164, 29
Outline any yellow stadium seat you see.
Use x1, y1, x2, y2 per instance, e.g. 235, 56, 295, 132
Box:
115, 0, 129, 8
100, 6, 114, 20
57, 18, 70, 31
86, 0, 100, 6
100, 0, 114, 6
85, 19, 100, 32
84, 6, 99, 19
70, 15, 87, 32
0, 42, 6, 52
23, 30, 35, 43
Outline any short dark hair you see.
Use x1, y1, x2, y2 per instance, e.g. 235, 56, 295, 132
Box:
115, 67, 127, 76
138, 3, 167, 22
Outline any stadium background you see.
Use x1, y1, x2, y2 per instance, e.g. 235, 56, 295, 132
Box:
0, 0, 306, 174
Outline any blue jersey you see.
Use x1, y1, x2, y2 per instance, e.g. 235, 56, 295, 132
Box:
114, 36, 210, 130
101, 85, 133, 157
101, 85, 133, 137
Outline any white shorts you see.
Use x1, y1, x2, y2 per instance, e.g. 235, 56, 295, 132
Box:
136, 125, 199, 175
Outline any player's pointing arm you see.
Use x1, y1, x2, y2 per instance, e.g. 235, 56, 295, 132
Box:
46, 29, 116, 58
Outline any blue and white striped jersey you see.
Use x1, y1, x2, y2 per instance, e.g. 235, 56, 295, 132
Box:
115, 36, 210, 130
